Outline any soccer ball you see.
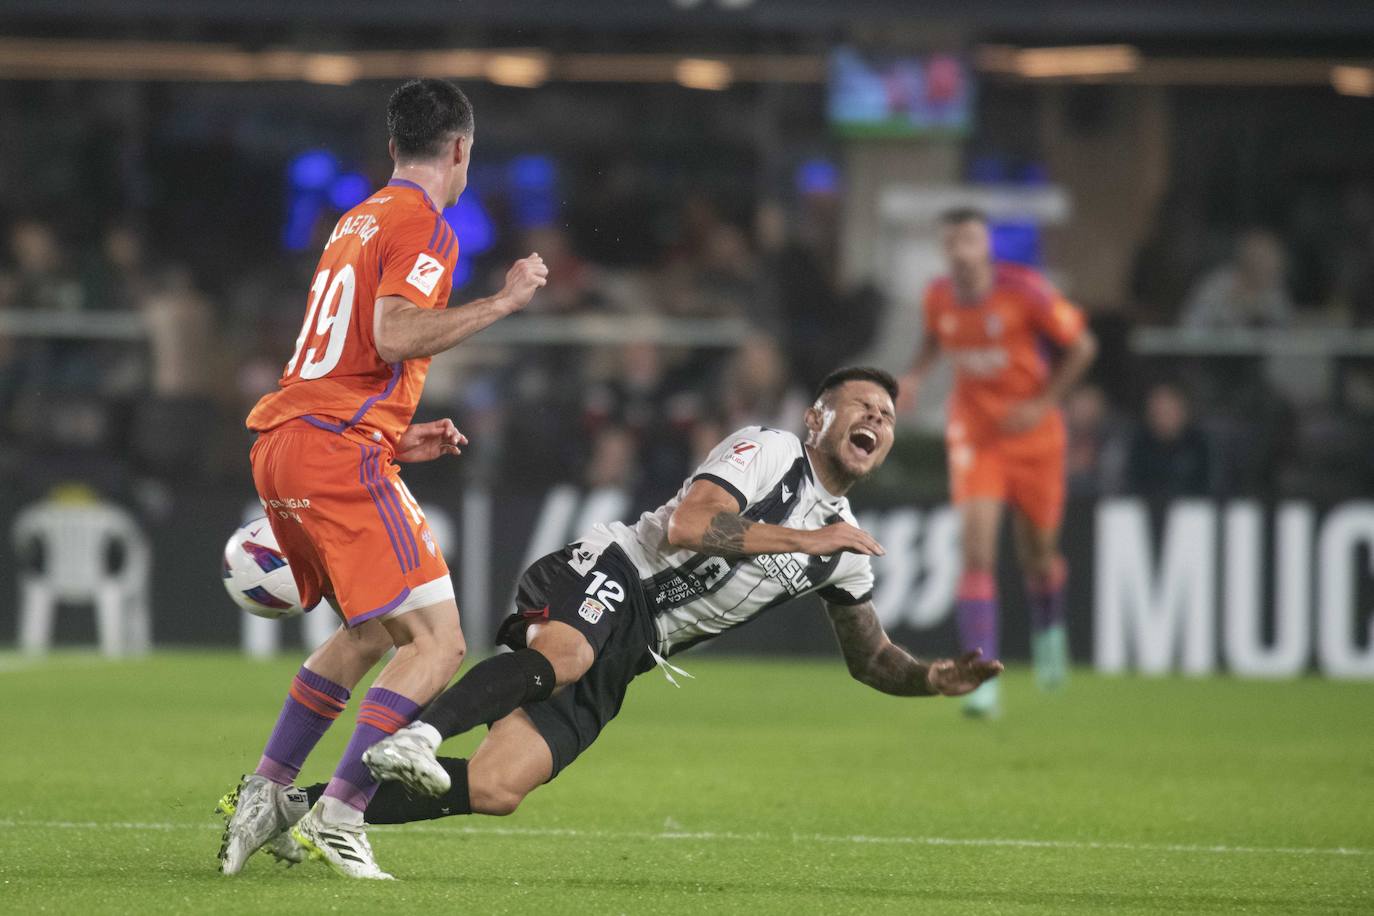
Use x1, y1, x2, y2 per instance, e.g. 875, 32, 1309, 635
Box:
222, 518, 303, 619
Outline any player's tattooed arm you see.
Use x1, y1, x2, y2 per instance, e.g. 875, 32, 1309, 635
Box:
669, 479, 810, 558
825, 601, 935, 696
670, 480, 884, 559
700, 512, 754, 559
824, 601, 1003, 697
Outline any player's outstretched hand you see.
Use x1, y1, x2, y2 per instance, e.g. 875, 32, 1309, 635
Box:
500, 252, 549, 312
802, 521, 885, 557
396, 418, 468, 463
924, 650, 1004, 697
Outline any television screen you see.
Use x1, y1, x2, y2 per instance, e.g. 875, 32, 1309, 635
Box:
828, 46, 974, 138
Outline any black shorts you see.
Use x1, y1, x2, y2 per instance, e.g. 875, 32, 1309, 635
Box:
496, 542, 658, 779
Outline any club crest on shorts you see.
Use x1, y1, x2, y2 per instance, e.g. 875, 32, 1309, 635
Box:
578, 597, 606, 624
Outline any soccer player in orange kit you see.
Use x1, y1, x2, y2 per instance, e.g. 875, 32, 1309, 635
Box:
218, 79, 548, 879
899, 208, 1096, 718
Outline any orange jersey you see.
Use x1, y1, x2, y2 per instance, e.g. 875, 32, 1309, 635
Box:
923, 262, 1085, 445
246, 179, 459, 450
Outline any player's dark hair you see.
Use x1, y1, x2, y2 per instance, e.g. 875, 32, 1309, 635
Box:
939, 206, 989, 226
814, 366, 899, 405
387, 78, 474, 160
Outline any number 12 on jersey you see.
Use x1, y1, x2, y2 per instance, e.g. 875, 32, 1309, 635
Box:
286, 264, 357, 380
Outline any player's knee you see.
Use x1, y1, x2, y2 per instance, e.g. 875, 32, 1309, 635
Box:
486, 789, 525, 817
470, 781, 526, 816
425, 628, 466, 681
962, 551, 996, 575
356, 629, 393, 666
1022, 549, 1060, 581
529, 627, 594, 686
549, 639, 594, 686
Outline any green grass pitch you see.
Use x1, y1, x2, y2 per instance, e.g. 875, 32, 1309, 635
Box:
0, 652, 1370, 914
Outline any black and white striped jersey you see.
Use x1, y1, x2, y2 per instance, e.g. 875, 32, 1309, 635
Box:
576, 426, 875, 657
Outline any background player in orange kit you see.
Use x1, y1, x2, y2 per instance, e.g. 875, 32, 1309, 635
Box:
898, 207, 1096, 718
218, 78, 548, 879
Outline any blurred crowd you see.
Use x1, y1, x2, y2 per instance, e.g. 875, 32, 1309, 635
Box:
4, 171, 1374, 506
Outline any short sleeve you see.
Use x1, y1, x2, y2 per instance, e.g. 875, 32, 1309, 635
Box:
690, 427, 800, 513
376, 211, 458, 310
818, 555, 875, 606
1021, 273, 1085, 347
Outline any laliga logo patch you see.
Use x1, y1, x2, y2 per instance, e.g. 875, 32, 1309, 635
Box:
406, 253, 445, 295
578, 597, 606, 625
723, 438, 760, 471
422, 528, 436, 557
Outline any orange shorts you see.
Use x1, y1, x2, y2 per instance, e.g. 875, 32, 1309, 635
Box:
250, 418, 452, 626
947, 425, 1066, 532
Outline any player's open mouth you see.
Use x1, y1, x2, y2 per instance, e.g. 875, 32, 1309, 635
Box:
848, 427, 878, 456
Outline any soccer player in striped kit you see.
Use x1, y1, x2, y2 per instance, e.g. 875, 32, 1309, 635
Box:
218, 78, 547, 879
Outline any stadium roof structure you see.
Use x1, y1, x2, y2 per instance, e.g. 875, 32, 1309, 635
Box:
5, 0, 1374, 39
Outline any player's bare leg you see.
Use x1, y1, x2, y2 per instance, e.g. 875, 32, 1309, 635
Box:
1013, 512, 1069, 691
365, 620, 590, 796
292, 599, 465, 879
467, 709, 555, 815
300, 708, 554, 827
957, 498, 1004, 718
218, 616, 393, 875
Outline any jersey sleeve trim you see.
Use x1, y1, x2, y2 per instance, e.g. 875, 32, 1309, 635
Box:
691, 473, 748, 512
818, 585, 873, 606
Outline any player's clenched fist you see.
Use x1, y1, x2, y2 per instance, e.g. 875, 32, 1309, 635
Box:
500, 252, 549, 311
800, 521, 885, 557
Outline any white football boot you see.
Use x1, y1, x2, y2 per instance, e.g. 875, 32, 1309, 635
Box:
363, 722, 450, 796
217, 775, 310, 873
290, 801, 394, 880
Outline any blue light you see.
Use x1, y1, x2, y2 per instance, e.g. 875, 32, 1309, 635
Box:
508, 154, 557, 228
451, 256, 473, 289
443, 191, 495, 257
795, 158, 839, 196
289, 149, 338, 191
328, 172, 371, 210
990, 222, 1043, 267
282, 195, 323, 251
509, 154, 555, 190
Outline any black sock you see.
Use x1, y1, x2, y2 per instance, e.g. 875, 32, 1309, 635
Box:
302, 757, 471, 824
419, 648, 555, 740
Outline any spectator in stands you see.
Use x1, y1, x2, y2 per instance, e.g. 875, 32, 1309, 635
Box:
717, 334, 805, 432
1124, 382, 1214, 498
1064, 384, 1126, 496
142, 265, 216, 398
1180, 228, 1295, 329
582, 341, 704, 505
81, 221, 151, 313
5, 218, 83, 313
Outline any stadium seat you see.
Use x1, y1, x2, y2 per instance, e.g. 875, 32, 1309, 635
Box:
12, 496, 152, 657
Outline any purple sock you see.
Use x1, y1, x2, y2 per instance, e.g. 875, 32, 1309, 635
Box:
1027, 559, 1068, 634
956, 570, 999, 660
255, 666, 349, 786
323, 687, 422, 812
